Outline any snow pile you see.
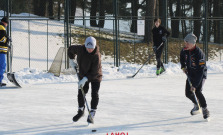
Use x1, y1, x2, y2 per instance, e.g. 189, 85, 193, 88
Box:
3, 61, 223, 85
206, 61, 223, 73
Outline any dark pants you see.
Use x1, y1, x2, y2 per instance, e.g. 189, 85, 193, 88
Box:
185, 79, 207, 108
155, 46, 164, 69
78, 82, 100, 110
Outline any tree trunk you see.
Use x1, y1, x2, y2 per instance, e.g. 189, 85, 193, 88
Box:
158, 0, 162, 17
220, 1, 223, 43
33, 0, 40, 16
39, 0, 47, 16
48, 0, 54, 19
181, 4, 186, 38
144, 0, 156, 43
213, 0, 220, 43
193, 0, 202, 41
130, 0, 138, 33
70, 0, 76, 24
33, 0, 47, 17
58, 0, 61, 20
90, 0, 98, 27
170, 0, 180, 38
90, 0, 105, 28
98, 0, 105, 28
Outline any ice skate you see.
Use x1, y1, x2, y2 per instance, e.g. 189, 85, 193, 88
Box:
73, 107, 85, 122
0, 82, 6, 87
190, 104, 201, 115
160, 67, 165, 75
87, 110, 96, 124
156, 68, 161, 76
202, 107, 210, 121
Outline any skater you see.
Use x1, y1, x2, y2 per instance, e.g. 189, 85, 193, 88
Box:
0, 17, 10, 87
152, 18, 170, 75
180, 33, 210, 120
68, 36, 102, 123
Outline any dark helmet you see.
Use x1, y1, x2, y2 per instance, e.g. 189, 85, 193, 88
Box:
1, 17, 9, 24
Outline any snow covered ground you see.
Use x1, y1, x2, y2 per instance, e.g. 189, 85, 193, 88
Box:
1, 10, 223, 135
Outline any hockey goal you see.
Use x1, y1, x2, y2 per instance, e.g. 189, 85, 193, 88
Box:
48, 47, 76, 77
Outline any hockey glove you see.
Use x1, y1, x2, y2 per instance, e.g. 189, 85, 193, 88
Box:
181, 67, 187, 74
69, 59, 78, 69
7, 36, 12, 43
162, 36, 167, 42
153, 46, 157, 53
7, 45, 11, 51
190, 86, 196, 92
78, 77, 88, 89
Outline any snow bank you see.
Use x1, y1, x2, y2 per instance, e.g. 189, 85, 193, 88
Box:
2, 61, 223, 85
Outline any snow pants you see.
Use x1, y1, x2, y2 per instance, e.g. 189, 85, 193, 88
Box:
78, 82, 100, 110
0, 53, 6, 83
185, 79, 207, 108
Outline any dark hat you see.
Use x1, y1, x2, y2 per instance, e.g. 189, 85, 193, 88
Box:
1, 17, 9, 23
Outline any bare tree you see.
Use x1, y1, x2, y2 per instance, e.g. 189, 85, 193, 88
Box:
130, 0, 139, 33
90, 0, 105, 28
57, 0, 63, 20
90, 0, 98, 27
70, 0, 77, 23
169, 0, 181, 38
144, 0, 156, 43
213, 0, 221, 43
193, 0, 202, 41
48, 0, 54, 19
33, 0, 47, 17
98, 0, 105, 28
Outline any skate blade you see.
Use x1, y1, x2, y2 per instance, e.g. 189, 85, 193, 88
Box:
87, 122, 94, 126
157, 71, 166, 76
205, 117, 210, 122
191, 110, 201, 115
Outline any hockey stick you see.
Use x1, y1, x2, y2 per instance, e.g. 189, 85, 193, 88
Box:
186, 74, 201, 110
7, 43, 21, 88
73, 63, 94, 124
127, 42, 164, 78
154, 42, 164, 53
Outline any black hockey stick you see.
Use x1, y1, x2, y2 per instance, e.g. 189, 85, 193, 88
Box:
186, 73, 201, 110
127, 42, 164, 78
73, 62, 94, 124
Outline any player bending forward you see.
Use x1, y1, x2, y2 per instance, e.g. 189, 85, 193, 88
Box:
68, 36, 102, 123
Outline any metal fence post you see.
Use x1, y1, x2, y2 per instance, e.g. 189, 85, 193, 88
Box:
163, 0, 168, 64
203, 0, 208, 61
6, 0, 10, 72
47, 20, 49, 70
114, 0, 119, 67
64, 0, 70, 69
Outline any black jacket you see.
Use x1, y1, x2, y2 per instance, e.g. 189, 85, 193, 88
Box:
180, 46, 207, 88
0, 22, 9, 54
68, 45, 102, 82
152, 25, 170, 46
